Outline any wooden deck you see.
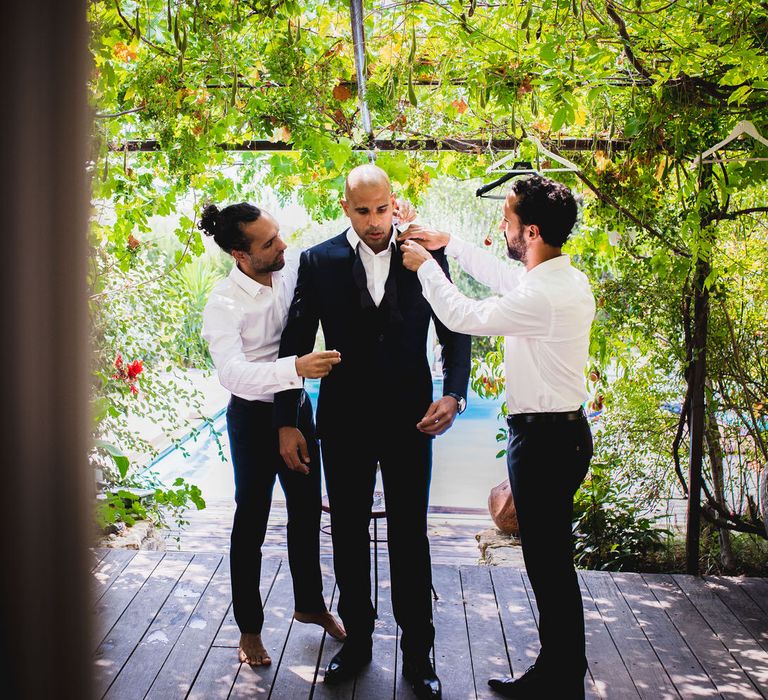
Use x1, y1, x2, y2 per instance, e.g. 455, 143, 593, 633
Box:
160, 496, 515, 567
91, 549, 768, 699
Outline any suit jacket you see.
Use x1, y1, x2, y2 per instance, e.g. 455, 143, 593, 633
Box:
274, 229, 471, 439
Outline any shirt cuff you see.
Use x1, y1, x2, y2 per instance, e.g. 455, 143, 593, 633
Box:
416, 257, 443, 285
444, 234, 467, 258
275, 355, 302, 389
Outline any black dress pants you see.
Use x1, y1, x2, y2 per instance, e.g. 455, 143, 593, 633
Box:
226, 393, 326, 634
506, 412, 593, 695
321, 425, 435, 660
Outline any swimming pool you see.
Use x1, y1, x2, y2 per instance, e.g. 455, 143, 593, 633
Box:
150, 379, 508, 508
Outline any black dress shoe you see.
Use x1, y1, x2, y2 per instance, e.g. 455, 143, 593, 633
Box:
324, 644, 372, 685
402, 657, 442, 699
489, 664, 585, 699
488, 664, 540, 698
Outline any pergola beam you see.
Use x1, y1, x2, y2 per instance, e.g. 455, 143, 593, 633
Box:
108, 137, 630, 153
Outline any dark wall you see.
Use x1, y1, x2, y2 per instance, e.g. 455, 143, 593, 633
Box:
0, 2, 92, 698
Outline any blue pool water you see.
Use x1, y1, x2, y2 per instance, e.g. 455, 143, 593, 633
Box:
150, 379, 508, 508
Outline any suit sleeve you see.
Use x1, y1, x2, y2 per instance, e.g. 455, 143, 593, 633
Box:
274, 249, 320, 428
431, 250, 471, 401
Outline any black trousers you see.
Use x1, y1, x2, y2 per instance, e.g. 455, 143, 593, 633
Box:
506, 413, 593, 692
321, 425, 435, 660
226, 394, 326, 634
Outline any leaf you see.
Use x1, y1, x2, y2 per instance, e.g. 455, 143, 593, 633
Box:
95, 440, 130, 480
333, 83, 352, 101
451, 98, 468, 114
376, 153, 410, 184
550, 106, 569, 132
540, 43, 557, 63
326, 139, 353, 169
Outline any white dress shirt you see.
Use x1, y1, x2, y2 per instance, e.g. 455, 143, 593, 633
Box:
346, 227, 397, 306
202, 249, 303, 402
417, 235, 595, 414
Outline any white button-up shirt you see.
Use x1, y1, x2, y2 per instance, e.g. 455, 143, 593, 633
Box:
346, 226, 397, 306
202, 250, 303, 402
417, 235, 595, 414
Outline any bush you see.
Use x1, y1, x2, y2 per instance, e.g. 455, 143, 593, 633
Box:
573, 461, 670, 571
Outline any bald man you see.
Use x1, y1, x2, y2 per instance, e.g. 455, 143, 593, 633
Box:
275, 165, 471, 699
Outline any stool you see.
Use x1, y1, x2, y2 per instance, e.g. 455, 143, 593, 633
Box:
321, 490, 387, 616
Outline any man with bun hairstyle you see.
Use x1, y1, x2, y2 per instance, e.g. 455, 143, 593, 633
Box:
400, 175, 595, 699
200, 202, 345, 667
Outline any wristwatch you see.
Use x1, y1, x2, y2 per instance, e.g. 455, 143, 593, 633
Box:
445, 392, 467, 414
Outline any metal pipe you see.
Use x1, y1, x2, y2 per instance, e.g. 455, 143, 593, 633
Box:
349, 0, 375, 160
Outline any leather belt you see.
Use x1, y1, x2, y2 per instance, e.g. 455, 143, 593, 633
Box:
506, 407, 585, 427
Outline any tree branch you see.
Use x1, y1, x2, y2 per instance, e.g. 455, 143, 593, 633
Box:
710, 207, 768, 223
605, 1, 652, 80
113, 0, 174, 58
95, 106, 145, 119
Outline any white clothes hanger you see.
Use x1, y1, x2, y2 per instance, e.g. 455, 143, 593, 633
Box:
693, 121, 768, 166
486, 135, 581, 175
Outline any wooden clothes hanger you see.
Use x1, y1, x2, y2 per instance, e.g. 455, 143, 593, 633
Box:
692, 120, 768, 166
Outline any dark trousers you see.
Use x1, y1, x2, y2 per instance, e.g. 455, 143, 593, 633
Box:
227, 394, 326, 634
321, 426, 435, 660
506, 413, 593, 692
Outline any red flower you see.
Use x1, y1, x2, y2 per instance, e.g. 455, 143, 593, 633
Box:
127, 359, 143, 379
114, 354, 123, 368
130, 384, 139, 395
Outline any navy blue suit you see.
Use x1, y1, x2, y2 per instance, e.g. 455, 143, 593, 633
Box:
275, 229, 470, 658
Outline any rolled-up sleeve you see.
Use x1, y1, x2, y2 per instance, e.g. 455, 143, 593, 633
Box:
417, 259, 551, 338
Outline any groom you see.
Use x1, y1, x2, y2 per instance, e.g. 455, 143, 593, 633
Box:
275, 164, 471, 700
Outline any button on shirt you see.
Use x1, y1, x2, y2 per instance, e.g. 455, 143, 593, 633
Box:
202, 249, 303, 402
346, 226, 397, 306
416, 235, 595, 414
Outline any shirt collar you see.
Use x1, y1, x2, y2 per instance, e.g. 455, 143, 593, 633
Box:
525, 254, 571, 278
229, 262, 274, 297
346, 226, 397, 256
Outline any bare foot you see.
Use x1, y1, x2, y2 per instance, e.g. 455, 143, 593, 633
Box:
238, 633, 272, 666
293, 610, 347, 641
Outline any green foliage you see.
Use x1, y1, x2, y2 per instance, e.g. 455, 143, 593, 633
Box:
87, 0, 768, 558
96, 489, 148, 528
153, 477, 207, 543
573, 462, 670, 571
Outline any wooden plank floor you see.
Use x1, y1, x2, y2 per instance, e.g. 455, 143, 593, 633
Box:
92, 550, 768, 699
160, 497, 506, 566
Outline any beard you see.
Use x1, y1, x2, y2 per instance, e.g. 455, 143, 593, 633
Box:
253, 251, 286, 273
506, 229, 527, 263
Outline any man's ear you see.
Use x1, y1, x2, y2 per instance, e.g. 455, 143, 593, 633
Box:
527, 224, 541, 240
231, 249, 246, 265
340, 198, 350, 217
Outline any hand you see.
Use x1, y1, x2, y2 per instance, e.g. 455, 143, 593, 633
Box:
278, 427, 311, 474
295, 350, 341, 378
394, 198, 417, 224
416, 396, 460, 436
396, 223, 450, 250
401, 239, 433, 272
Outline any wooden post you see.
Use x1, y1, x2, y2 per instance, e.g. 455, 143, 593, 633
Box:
686, 261, 709, 575
686, 165, 714, 576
